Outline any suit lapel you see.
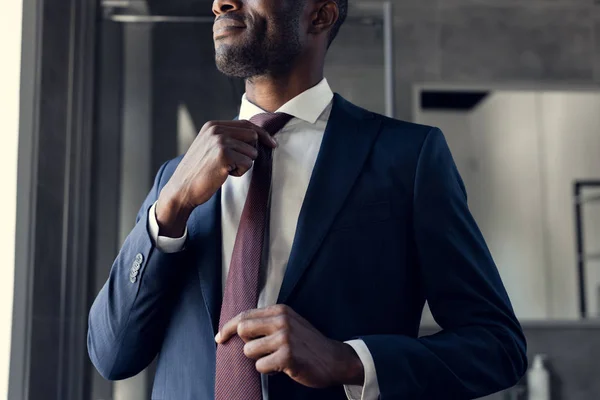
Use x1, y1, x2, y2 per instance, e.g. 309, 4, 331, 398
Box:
188, 189, 222, 334
277, 94, 382, 304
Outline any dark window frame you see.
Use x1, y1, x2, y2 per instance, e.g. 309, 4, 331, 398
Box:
9, 0, 101, 399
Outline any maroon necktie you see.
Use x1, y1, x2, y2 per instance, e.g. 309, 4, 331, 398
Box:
214, 112, 293, 400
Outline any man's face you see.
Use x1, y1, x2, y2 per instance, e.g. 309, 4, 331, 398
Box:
212, 0, 305, 79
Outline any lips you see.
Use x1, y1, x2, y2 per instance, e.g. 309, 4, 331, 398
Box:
213, 16, 247, 36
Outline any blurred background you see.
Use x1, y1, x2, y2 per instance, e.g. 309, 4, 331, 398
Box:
1, 0, 600, 399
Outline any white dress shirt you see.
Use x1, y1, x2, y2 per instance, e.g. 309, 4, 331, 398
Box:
148, 79, 379, 400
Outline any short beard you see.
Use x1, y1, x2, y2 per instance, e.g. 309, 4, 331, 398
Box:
215, 7, 303, 79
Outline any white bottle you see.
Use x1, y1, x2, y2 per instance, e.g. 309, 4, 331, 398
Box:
527, 354, 550, 400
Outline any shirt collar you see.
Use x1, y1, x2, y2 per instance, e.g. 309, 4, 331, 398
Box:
238, 78, 334, 124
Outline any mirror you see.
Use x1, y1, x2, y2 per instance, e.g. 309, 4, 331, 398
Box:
415, 86, 600, 322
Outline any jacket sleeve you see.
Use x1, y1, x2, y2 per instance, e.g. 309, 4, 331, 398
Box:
358, 128, 527, 399
87, 161, 189, 380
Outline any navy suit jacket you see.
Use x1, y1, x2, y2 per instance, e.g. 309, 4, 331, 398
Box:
88, 94, 527, 399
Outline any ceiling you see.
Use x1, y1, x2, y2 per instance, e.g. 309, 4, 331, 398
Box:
103, 0, 215, 17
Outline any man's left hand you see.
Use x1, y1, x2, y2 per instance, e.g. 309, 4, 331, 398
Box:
215, 304, 365, 389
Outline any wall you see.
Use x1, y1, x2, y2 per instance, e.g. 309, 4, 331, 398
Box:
541, 93, 600, 318
350, 0, 600, 118
326, 4, 387, 115
417, 91, 600, 321
0, 0, 22, 398
418, 93, 550, 321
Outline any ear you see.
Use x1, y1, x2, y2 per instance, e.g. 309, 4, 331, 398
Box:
308, 0, 339, 37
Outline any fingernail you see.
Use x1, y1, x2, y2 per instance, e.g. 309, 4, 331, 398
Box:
271, 137, 278, 147
215, 332, 221, 343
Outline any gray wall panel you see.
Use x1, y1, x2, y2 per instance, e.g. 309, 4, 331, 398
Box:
439, 5, 594, 81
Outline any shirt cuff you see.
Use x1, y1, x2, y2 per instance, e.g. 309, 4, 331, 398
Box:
343, 339, 380, 400
148, 201, 188, 253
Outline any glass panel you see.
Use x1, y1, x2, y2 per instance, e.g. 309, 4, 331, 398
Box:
94, 11, 244, 400
92, 2, 394, 398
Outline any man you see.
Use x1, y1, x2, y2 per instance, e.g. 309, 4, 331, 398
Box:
88, 0, 527, 399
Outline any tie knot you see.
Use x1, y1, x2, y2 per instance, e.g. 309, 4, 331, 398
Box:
249, 112, 293, 136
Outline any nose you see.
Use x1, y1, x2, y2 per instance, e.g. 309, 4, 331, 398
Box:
212, 0, 242, 16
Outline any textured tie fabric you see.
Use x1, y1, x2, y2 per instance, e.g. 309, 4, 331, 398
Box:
215, 112, 293, 400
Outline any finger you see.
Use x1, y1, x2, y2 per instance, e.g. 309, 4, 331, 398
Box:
233, 119, 277, 147
221, 127, 259, 147
243, 331, 287, 360
207, 121, 277, 149
216, 312, 245, 344
229, 124, 277, 149
220, 305, 291, 323
255, 346, 293, 375
237, 315, 287, 342
217, 305, 294, 341
223, 137, 259, 160
237, 304, 294, 318
245, 122, 278, 149
223, 150, 254, 177
203, 120, 263, 128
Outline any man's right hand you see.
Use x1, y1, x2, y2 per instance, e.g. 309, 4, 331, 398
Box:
155, 120, 276, 238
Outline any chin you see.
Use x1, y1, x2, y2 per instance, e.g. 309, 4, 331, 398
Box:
215, 61, 255, 79
214, 40, 245, 59
214, 53, 244, 78
213, 39, 270, 79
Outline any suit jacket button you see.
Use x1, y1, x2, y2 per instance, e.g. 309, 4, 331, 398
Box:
130, 275, 137, 284
135, 253, 144, 264
130, 268, 139, 278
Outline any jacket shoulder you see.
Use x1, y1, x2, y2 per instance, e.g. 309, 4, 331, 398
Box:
375, 113, 435, 139
337, 95, 435, 140
366, 112, 439, 159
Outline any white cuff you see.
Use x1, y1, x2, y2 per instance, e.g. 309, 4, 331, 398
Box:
148, 202, 188, 253
343, 340, 380, 400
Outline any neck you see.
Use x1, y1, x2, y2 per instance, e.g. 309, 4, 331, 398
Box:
245, 62, 324, 113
